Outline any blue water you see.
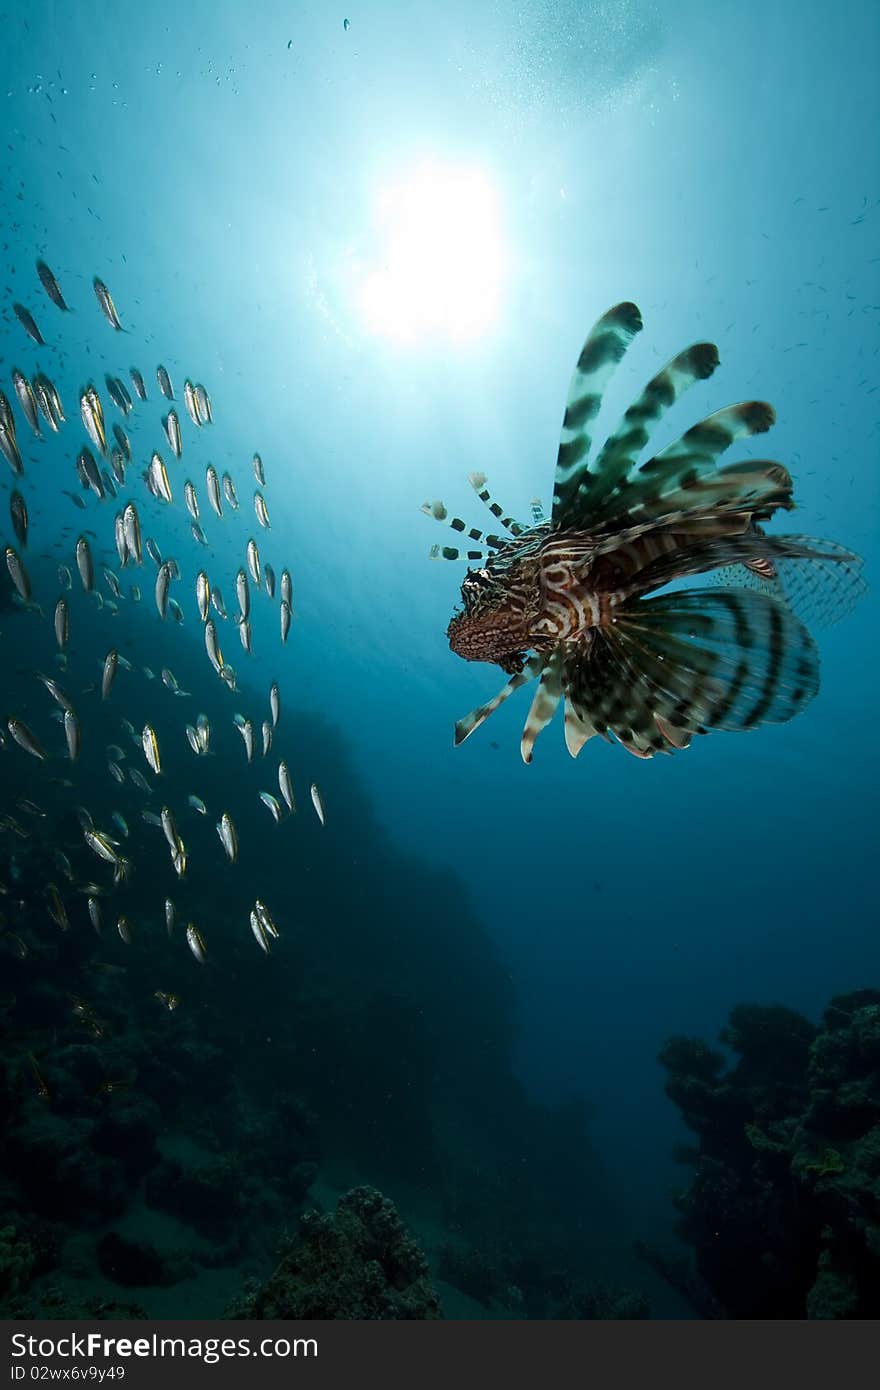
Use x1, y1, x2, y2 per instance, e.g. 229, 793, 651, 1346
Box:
0, 0, 877, 1318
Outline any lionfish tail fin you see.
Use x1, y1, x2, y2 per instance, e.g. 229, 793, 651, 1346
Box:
453, 657, 544, 746
710, 534, 867, 629
552, 302, 643, 524
565, 588, 819, 757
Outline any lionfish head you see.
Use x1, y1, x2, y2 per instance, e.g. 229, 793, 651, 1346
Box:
447, 567, 529, 673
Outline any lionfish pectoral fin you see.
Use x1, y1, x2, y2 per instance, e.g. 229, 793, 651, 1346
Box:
467, 473, 526, 535
610, 587, 819, 740
520, 648, 564, 763
421, 499, 505, 554
453, 657, 544, 746
552, 302, 643, 525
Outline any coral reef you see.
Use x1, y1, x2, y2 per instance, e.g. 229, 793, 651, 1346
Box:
230, 1187, 442, 1319
656, 991, 880, 1318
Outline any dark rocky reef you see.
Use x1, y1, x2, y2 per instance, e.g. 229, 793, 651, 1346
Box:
655, 991, 880, 1318
230, 1187, 442, 1319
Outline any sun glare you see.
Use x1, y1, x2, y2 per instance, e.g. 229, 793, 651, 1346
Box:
357, 161, 507, 344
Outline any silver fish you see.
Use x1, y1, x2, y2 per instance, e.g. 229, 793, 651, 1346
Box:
310, 783, 326, 826
222, 472, 239, 510
12, 368, 41, 437
75, 535, 94, 592
235, 568, 250, 620
161, 806, 182, 853
0, 389, 24, 476
250, 908, 271, 954
157, 364, 174, 399
94, 276, 124, 330
191, 523, 208, 546
196, 571, 211, 623
163, 409, 182, 458
183, 379, 199, 425
269, 682, 280, 728
211, 586, 228, 620
142, 724, 161, 775
186, 922, 207, 963
264, 563, 276, 599
13, 302, 44, 345
236, 717, 255, 763
278, 760, 295, 812
88, 896, 103, 934
84, 829, 119, 865
239, 617, 252, 653
114, 512, 127, 567
36, 259, 70, 312
142, 809, 162, 827
5, 545, 31, 602
80, 384, 106, 454
196, 713, 210, 753
253, 452, 266, 486
102, 650, 119, 700
155, 563, 172, 620
10, 492, 28, 548
130, 767, 151, 793
188, 795, 207, 815
36, 672, 73, 711
113, 421, 132, 459
184, 479, 200, 521
117, 916, 133, 945
54, 598, 70, 649
64, 709, 81, 761
8, 717, 46, 761
216, 811, 238, 863
280, 599, 292, 643
205, 619, 223, 674
145, 537, 163, 568
105, 376, 130, 416
130, 367, 147, 401
122, 501, 142, 564
246, 538, 261, 587
108, 761, 125, 784
148, 452, 173, 504
109, 448, 126, 487
111, 811, 129, 838
185, 725, 201, 755
103, 568, 121, 599
206, 465, 222, 518
57, 564, 72, 590
280, 569, 292, 609
261, 719, 273, 756
194, 383, 212, 423
254, 899, 279, 939
254, 491, 271, 528
78, 446, 104, 498
165, 898, 176, 936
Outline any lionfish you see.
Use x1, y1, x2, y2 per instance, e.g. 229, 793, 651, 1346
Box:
424, 302, 865, 762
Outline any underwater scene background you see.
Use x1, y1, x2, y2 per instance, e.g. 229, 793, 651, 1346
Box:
0, 0, 877, 1320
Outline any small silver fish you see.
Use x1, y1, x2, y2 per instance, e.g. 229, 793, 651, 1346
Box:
196, 571, 211, 623
36, 672, 73, 711
57, 564, 72, 590
254, 491, 271, 529
80, 384, 106, 455
76, 535, 94, 592
5, 545, 31, 602
84, 829, 119, 865
216, 811, 238, 863
163, 409, 182, 458
122, 501, 142, 564
13, 302, 44, 345
94, 277, 124, 330
117, 915, 133, 945
142, 809, 162, 827
102, 650, 119, 700
183, 379, 200, 425
130, 767, 151, 793
264, 563, 276, 599
184, 479, 200, 520
36, 259, 70, 312
188, 794, 207, 815
157, 364, 174, 399
211, 586, 228, 620
9, 492, 28, 548
194, 383, 212, 424
236, 718, 255, 763
196, 713, 210, 753
12, 368, 41, 437
165, 898, 176, 936
103, 568, 121, 599
186, 922, 207, 963
54, 597, 70, 649
253, 452, 266, 486
148, 452, 173, 504
246, 538, 261, 587
254, 899, 279, 939
239, 617, 252, 653
280, 569, 293, 609
64, 709, 81, 761
8, 717, 47, 761
310, 782, 326, 826
261, 719, 273, 756
206, 465, 223, 519
145, 538, 163, 568
142, 724, 161, 775
278, 759, 295, 813
205, 619, 223, 674
250, 907, 271, 954
155, 563, 172, 620
108, 761, 125, 784
270, 682, 281, 728
259, 791, 282, 823
130, 367, 147, 400
280, 599, 292, 643
222, 472, 239, 510
161, 806, 182, 854
88, 896, 103, 933
111, 811, 129, 838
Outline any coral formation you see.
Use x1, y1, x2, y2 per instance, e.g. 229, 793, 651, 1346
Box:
231, 1187, 442, 1319
656, 991, 880, 1318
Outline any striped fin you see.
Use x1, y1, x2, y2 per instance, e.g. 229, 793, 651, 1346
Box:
453, 657, 544, 746
587, 401, 778, 535
711, 536, 867, 630
421, 499, 506, 552
618, 531, 859, 601
565, 588, 820, 756
430, 544, 485, 562
552, 302, 643, 525
563, 695, 601, 758
520, 648, 564, 763
467, 473, 526, 535
570, 342, 719, 523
